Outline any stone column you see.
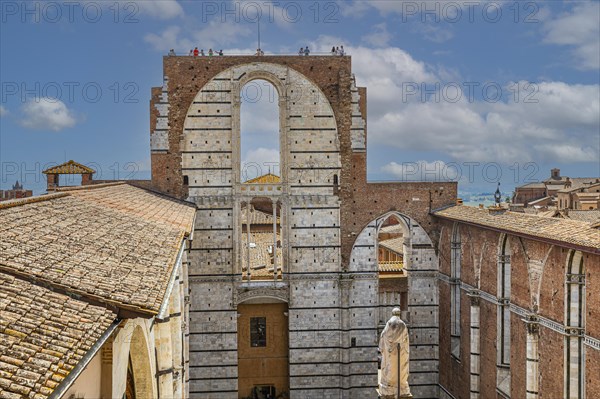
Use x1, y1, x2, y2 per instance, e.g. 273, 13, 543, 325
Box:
182, 255, 190, 398
468, 291, 481, 399
272, 199, 278, 280
171, 281, 183, 399
156, 319, 174, 398
246, 203, 252, 281
525, 316, 539, 399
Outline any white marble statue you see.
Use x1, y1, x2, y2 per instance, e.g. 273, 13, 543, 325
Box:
379, 307, 411, 398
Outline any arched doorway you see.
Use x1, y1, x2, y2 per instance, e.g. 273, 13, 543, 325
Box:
125, 356, 136, 399
349, 211, 440, 398
126, 325, 154, 399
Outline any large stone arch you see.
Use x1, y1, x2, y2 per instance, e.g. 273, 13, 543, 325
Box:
181, 60, 347, 398
181, 62, 341, 197
128, 324, 155, 399
349, 211, 440, 399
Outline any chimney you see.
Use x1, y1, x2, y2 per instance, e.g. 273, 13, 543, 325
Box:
565, 177, 572, 188
81, 173, 93, 186
47, 174, 59, 191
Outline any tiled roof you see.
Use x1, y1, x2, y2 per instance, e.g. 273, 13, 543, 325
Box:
0, 272, 116, 399
379, 237, 404, 255
241, 207, 279, 225
434, 206, 600, 254
379, 224, 403, 234
557, 179, 600, 193
378, 262, 405, 274
517, 182, 546, 189
244, 173, 281, 184
0, 183, 196, 315
242, 233, 282, 279
567, 210, 600, 224
42, 160, 95, 175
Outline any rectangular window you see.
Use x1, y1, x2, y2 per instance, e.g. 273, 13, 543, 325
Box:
250, 317, 267, 347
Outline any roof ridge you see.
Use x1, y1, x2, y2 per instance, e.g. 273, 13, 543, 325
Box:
55, 181, 126, 191
0, 192, 70, 210
122, 183, 197, 208
42, 160, 96, 175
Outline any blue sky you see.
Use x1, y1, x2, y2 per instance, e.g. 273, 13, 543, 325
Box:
1, 0, 598, 195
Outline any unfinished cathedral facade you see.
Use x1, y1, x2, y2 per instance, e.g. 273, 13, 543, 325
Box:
150, 55, 457, 398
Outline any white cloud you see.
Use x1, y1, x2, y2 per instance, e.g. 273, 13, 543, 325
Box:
0, 105, 8, 117
368, 80, 599, 164
20, 98, 77, 132
543, 2, 600, 70
302, 37, 599, 165
339, 0, 462, 18
413, 23, 454, 43
144, 26, 190, 52
338, 0, 371, 18
240, 80, 280, 133
362, 23, 391, 47
242, 148, 280, 179
133, 0, 183, 19
144, 21, 252, 52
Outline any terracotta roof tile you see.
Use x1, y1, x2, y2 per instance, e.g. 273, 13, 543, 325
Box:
566, 210, 600, 223
244, 173, 281, 184
379, 237, 404, 255
0, 272, 115, 399
434, 206, 600, 253
42, 161, 95, 175
0, 184, 195, 315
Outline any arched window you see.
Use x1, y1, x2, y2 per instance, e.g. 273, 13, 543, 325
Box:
497, 235, 511, 396
240, 80, 280, 182
565, 250, 585, 398
450, 223, 461, 359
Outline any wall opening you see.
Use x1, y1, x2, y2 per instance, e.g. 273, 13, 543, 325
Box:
377, 214, 408, 325
241, 197, 282, 281
240, 79, 280, 182
128, 326, 154, 399
125, 356, 136, 399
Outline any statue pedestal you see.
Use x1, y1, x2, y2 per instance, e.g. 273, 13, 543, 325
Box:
376, 388, 413, 399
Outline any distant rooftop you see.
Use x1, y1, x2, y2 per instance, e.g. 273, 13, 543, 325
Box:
245, 173, 281, 184
42, 160, 95, 175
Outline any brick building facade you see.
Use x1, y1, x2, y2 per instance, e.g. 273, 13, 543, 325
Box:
149, 55, 457, 398
434, 206, 599, 399
0, 181, 32, 201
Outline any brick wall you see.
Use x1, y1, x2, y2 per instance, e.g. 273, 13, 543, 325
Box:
437, 218, 599, 398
